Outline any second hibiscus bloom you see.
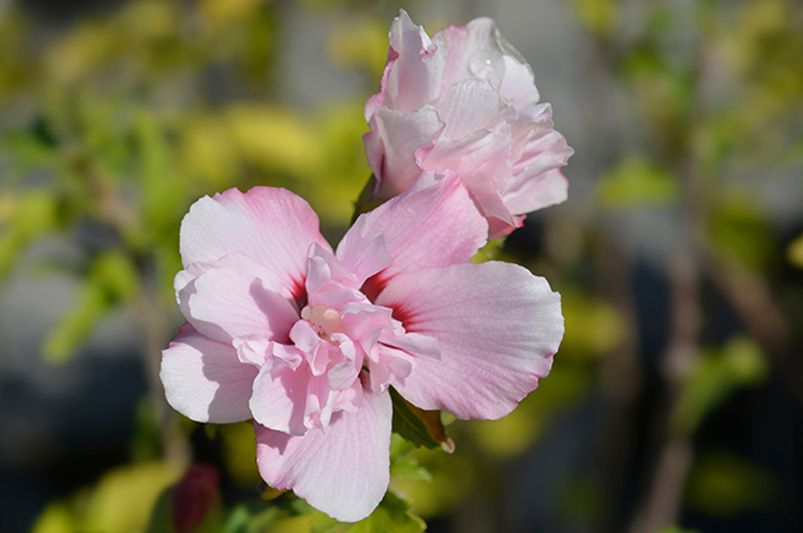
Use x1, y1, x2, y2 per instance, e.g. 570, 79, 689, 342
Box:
160, 175, 563, 522
364, 10, 574, 237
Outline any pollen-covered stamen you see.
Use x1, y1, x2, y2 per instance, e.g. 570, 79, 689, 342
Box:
300, 304, 342, 339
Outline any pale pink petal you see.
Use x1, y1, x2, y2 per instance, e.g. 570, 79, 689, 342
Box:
341, 176, 487, 290
380, 331, 440, 360
175, 254, 288, 299
365, 107, 443, 199
498, 54, 540, 109
513, 127, 574, 180
502, 168, 569, 215
178, 267, 298, 344
435, 79, 509, 140
419, 123, 521, 229
309, 243, 357, 283
486, 214, 526, 239
250, 364, 311, 436
232, 336, 270, 366
327, 361, 361, 390
435, 18, 505, 89
179, 187, 330, 297
288, 320, 323, 354
334, 216, 391, 286
160, 324, 257, 423
255, 391, 391, 522
420, 127, 508, 175
375, 262, 563, 420
383, 10, 443, 112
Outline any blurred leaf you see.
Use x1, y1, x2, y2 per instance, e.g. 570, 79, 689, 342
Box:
43, 251, 139, 362
562, 289, 625, 358
221, 505, 253, 533
468, 364, 591, 458
620, 49, 694, 141
597, 156, 679, 209
294, 491, 424, 533
300, 103, 374, 225
87, 462, 183, 533
43, 22, 119, 86
131, 397, 163, 461
390, 434, 433, 484
42, 280, 106, 363
33, 461, 183, 533
220, 422, 260, 487
179, 114, 241, 188
687, 451, 775, 516
31, 502, 73, 533
227, 104, 322, 177
136, 112, 187, 239
2, 125, 60, 179
390, 388, 453, 453
347, 492, 425, 533
329, 17, 388, 76
671, 338, 768, 436
200, 0, 266, 30
391, 446, 477, 518
0, 191, 59, 279
786, 234, 803, 268
571, 0, 617, 37
645, 6, 677, 35
707, 193, 775, 271
472, 239, 505, 263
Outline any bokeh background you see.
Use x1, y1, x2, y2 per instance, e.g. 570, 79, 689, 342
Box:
1, 0, 802, 532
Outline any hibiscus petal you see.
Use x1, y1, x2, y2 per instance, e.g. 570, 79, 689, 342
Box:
365, 106, 443, 198
179, 187, 330, 297
255, 391, 392, 522
503, 168, 569, 215
435, 79, 510, 140
179, 267, 298, 344
334, 216, 391, 286
160, 324, 257, 423
340, 175, 488, 289
250, 364, 311, 436
436, 18, 505, 90
499, 54, 541, 109
384, 10, 443, 112
375, 262, 563, 420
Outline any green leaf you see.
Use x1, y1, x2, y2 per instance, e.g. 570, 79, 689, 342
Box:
135, 111, 187, 241
561, 289, 625, 358
597, 156, 679, 209
786, 234, 803, 268
347, 492, 425, 533
43, 251, 139, 362
687, 451, 775, 517
570, 0, 617, 37
671, 338, 768, 436
390, 388, 453, 452
390, 445, 433, 484
33, 462, 183, 533
707, 193, 775, 271
472, 238, 505, 263
0, 192, 59, 279
43, 279, 108, 363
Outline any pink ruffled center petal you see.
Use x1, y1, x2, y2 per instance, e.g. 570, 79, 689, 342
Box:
249, 244, 439, 435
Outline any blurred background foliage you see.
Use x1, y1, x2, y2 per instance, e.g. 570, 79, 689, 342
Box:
0, 0, 801, 532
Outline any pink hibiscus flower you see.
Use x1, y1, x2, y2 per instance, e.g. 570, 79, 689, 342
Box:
364, 11, 574, 237
160, 175, 563, 521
